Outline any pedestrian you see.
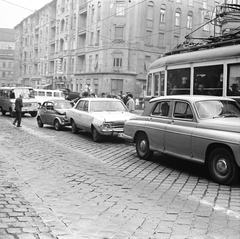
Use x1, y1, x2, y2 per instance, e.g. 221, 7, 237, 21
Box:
13, 94, 23, 127
126, 93, 135, 112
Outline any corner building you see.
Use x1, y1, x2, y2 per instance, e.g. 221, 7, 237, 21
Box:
14, 0, 218, 97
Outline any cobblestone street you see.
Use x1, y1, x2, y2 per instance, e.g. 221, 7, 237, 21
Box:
0, 115, 240, 239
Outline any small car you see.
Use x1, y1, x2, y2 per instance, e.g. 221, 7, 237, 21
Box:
122, 95, 240, 185
36, 99, 72, 130
66, 97, 136, 142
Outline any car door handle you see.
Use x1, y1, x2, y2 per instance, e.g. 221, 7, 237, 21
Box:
168, 120, 174, 124
149, 117, 152, 121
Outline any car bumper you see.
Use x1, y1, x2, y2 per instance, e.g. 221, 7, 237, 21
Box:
118, 133, 134, 142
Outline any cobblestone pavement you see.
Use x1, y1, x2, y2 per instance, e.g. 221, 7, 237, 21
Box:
0, 114, 240, 239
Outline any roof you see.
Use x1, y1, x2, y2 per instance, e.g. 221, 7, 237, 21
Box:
0, 28, 15, 42
149, 95, 235, 103
80, 97, 122, 102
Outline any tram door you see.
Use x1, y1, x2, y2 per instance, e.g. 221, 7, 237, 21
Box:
153, 71, 165, 97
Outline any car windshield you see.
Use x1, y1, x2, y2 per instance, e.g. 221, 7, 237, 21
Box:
13, 88, 35, 99
90, 101, 127, 112
195, 100, 240, 119
54, 101, 72, 109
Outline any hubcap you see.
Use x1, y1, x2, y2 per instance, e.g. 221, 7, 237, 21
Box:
139, 140, 147, 153
216, 158, 228, 174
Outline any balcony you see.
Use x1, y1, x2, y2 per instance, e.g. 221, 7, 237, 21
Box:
51, 19, 56, 27
78, 24, 87, 34
76, 46, 86, 55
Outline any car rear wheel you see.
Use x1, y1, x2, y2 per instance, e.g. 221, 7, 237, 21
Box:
37, 116, 44, 127
92, 127, 103, 142
136, 132, 153, 160
208, 148, 239, 185
71, 120, 78, 134
54, 119, 62, 131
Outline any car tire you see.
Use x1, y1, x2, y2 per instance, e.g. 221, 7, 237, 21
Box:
1, 108, 6, 116
136, 132, 153, 160
37, 116, 44, 128
71, 120, 78, 134
54, 119, 62, 131
92, 127, 103, 142
208, 148, 239, 185
30, 111, 37, 117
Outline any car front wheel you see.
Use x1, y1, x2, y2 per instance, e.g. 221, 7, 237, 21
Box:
208, 148, 239, 185
136, 132, 153, 160
92, 127, 103, 142
71, 120, 78, 134
54, 119, 62, 131
37, 117, 44, 127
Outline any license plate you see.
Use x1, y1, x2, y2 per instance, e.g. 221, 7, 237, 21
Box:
118, 133, 124, 138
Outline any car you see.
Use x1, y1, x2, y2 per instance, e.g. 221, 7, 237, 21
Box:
66, 97, 136, 142
36, 99, 73, 130
122, 95, 240, 185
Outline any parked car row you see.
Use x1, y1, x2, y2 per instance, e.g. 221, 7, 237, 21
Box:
36, 95, 240, 185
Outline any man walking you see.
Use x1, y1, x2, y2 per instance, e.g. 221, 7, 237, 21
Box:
13, 94, 23, 127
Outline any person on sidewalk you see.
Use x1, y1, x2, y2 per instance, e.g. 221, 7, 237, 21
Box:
126, 93, 135, 112
13, 94, 23, 127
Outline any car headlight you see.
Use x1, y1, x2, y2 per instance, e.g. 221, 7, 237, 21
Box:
102, 123, 113, 130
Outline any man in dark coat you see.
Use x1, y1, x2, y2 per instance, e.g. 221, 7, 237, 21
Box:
13, 94, 23, 127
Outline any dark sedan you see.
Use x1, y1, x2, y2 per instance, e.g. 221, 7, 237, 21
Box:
36, 99, 72, 130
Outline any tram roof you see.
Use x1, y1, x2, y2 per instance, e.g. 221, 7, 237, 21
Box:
149, 43, 240, 70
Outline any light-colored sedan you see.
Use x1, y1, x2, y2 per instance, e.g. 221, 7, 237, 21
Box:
66, 97, 136, 142
122, 95, 240, 185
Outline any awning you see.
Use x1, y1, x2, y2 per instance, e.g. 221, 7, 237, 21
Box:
38, 83, 52, 89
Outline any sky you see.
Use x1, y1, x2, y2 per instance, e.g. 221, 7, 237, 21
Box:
0, 0, 51, 29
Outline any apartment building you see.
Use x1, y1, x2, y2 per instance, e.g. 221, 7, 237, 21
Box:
0, 28, 15, 86
14, 0, 219, 97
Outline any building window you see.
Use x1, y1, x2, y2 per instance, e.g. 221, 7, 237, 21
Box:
97, 2, 101, 21
113, 52, 122, 67
175, 8, 181, 26
160, 5, 166, 23
203, 15, 210, 31
89, 55, 92, 71
90, 32, 94, 45
158, 33, 164, 47
64, 59, 67, 72
174, 36, 179, 47
187, 11, 193, 29
145, 30, 152, 45
115, 26, 124, 40
91, 4, 95, 23
147, 1, 154, 20
96, 30, 100, 45
116, 1, 125, 16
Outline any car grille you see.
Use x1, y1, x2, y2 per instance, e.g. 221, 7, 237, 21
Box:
23, 103, 31, 107
111, 123, 124, 128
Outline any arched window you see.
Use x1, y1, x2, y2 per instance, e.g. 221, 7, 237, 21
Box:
160, 4, 166, 23
97, 2, 101, 21
147, 1, 154, 20
175, 8, 181, 26
91, 4, 95, 23
187, 11, 193, 29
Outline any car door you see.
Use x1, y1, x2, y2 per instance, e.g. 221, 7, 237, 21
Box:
73, 100, 85, 128
144, 101, 171, 152
164, 100, 197, 160
80, 101, 93, 132
43, 102, 55, 125
40, 102, 48, 123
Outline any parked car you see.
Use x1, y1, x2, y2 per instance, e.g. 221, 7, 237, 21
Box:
121, 95, 240, 185
36, 99, 72, 130
66, 98, 136, 142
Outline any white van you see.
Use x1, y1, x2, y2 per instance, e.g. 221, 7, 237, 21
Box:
0, 87, 39, 117
33, 89, 65, 106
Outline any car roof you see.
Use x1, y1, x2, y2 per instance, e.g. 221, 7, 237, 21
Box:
43, 99, 71, 103
79, 97, 122, 102
150, 95, 235, 103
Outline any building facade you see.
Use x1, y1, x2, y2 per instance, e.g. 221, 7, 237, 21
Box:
0, 28, 15, 87
14, 0, 219, 97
